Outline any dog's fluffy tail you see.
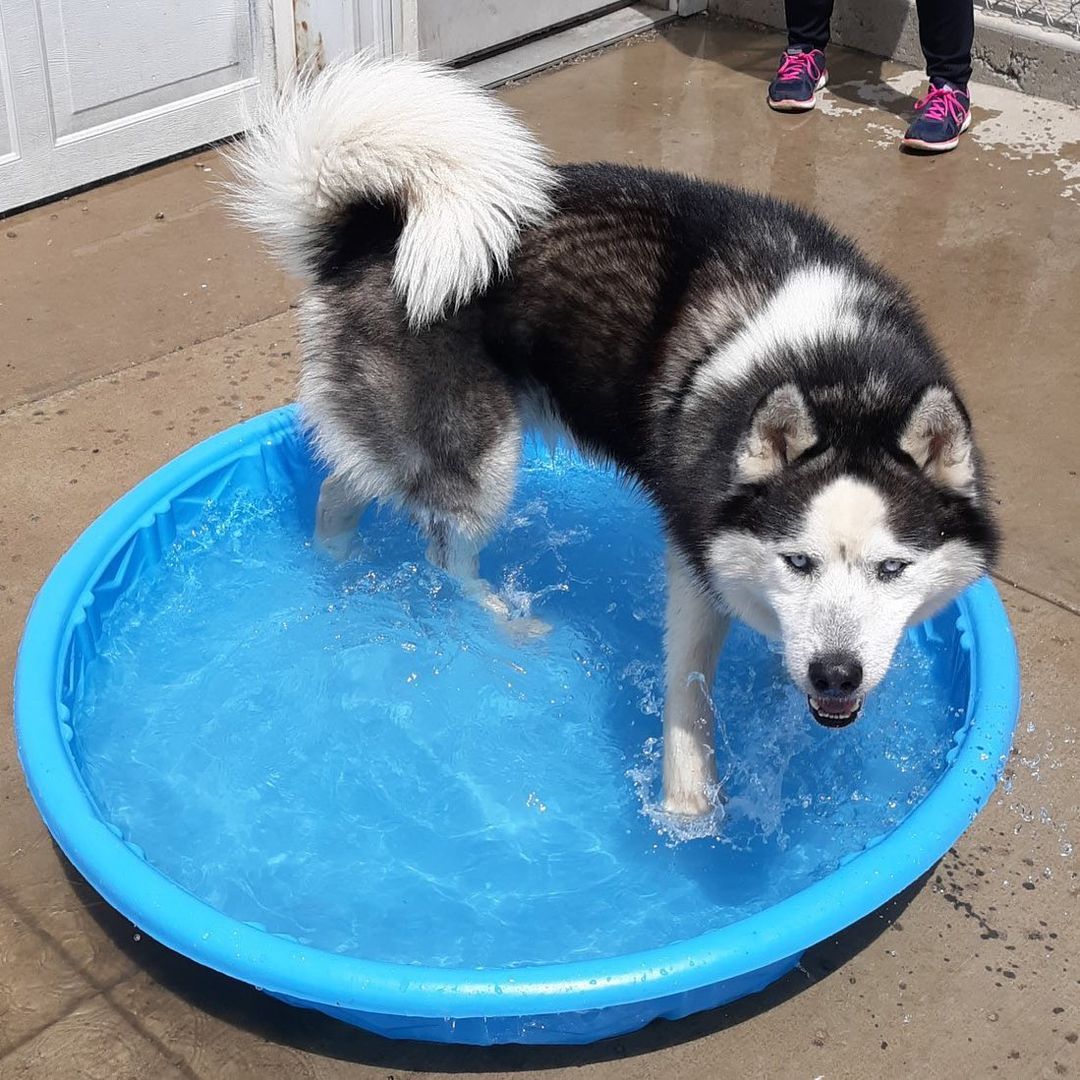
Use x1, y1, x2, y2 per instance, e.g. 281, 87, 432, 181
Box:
227, 55, 556, 327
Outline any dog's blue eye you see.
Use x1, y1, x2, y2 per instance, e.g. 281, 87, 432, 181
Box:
878, 558, 908, 580
782, 553, 814, 574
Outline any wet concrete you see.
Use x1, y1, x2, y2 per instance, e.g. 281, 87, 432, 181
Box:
1, 16, 1077, 1080
0, 153, 292, 407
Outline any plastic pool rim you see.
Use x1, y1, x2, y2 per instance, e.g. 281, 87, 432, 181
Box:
14, 405, 1021, 1041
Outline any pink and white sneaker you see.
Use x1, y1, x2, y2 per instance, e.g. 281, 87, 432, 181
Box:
901, 81, 972, 152
767, 47, 829, 113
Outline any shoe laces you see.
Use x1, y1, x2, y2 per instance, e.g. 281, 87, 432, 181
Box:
775, 51, 819, 83
914, 84, 967, 124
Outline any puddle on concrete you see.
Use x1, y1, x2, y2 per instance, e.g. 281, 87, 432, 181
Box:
819, 68, 1080, 199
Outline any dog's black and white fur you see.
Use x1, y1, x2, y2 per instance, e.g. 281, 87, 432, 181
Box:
230, 56, 998, 817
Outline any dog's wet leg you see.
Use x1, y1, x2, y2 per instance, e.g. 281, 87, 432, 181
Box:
426, 519, 550, 641
662, 546, 729, 818
314, 473, 366, 561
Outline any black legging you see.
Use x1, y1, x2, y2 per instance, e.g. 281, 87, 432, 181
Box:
785, 0, 974, 88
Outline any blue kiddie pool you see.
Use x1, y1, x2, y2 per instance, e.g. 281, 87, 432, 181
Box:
15, 405, 1019, 1045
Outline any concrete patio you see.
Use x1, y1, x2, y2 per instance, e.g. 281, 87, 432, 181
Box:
1, 16, 1077, 1080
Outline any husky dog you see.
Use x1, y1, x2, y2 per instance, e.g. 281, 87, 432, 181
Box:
229, 56, 998, 817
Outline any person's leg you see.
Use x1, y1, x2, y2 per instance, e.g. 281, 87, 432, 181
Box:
769, 0, 833, 111
785, 0, 835, 51
915, 0, 974, 88
903, 0, 974, 150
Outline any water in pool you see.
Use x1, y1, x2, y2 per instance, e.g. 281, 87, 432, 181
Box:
74, 442, 964, 967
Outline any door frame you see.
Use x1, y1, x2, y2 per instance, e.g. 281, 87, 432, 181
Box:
289, 0, 408, 69
271, 0, 301, 81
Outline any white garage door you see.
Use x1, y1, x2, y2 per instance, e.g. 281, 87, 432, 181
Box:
0, 0, 279, 213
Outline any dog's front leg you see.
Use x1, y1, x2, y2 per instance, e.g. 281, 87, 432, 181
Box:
662, 547, 729, 818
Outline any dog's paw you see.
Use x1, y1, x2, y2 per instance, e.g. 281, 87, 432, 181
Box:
501, 614, 553, 643
315, 530, 359, 563
473, 588, 551, 642
661, 790, 715, 819
662, 778, 726, 819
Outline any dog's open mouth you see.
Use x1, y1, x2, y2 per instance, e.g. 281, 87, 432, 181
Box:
808, 695, 862, 728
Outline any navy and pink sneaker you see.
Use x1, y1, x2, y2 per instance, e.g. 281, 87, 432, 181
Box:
767, 47, 828, 112
902, 81, 972, 152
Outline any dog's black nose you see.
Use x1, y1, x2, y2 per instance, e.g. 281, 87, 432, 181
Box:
809, 654, 863, 695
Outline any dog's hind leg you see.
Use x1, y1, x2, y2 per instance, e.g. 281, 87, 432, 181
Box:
662, 547, 730, 818
425, 517, 551, 641
314, 473, 366, 561
425, 519, 493, 607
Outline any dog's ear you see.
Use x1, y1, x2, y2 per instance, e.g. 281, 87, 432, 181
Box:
900, 386, 976, 494
734, 383, 817, 482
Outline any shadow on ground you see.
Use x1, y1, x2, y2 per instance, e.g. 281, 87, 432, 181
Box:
59, 846, 930, 1071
